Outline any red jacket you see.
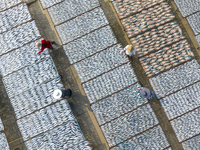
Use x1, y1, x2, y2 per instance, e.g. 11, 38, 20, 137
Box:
38, 39, 51, 54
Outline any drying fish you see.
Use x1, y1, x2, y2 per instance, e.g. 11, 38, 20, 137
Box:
142, 62, 148, 66
148, 48, 154, 52
173, 47, 179, 51
165, 65, 171, 70
145, 68, 151, 72
137, 35, 142, 39
163, 57, 168, 61
150, 41, 156, 45
156, 23, 161, 26
164, 47, 170, 51
173, 39, 179, 42
140, 40, 145, 43
148, 25, 155, 28
173, 63, 179, 66
174, 35, 180, 39
145, 72, 151, 76
136, 23, 141, 27
155, 44, 160, 48
145, 37, 151, 41
157, 66, 163, 70
131, 39, 137, 43
185, 45, 190, 49
161, 61, 167, 65
163, 25, 169, 29
167, 49, 173, 54
152, 62, 157, 66
158, 58, 163, 62
169, 54, 174, 58
145, 17, 151, 21
180, 35, 185, 39
165, 28, 171, 33
161, 16, 167, 20
138, 14, 145, 18
150, 59, 156, 63
160, 20, 166, 24
171, 60, 177, 64
168, 35, 173, 38
127, 31, 132, 35
151, 31, 157, 35
165, 13, 171, 17
164, 7, 171, 11
173, 33, 179, 36
154, 64, 159, 69
144, 65, 149, 69
163, 54, 168, 58
148, 7, 154, 11
143, 51, 148, 55
182, 52, 187, 55
152, 35, 158, 38
147, 21, 155, 25
152, 70, 158, 74
120, 8, 126, 12
158, 36, 166, 41
145, 35, 150, 38
178, 28, 182, 35
171, 51, 176, 54
175, 55, 181, 59
158, 26, 164, 30
142, 10, 148, 14
170, 28, 177, 33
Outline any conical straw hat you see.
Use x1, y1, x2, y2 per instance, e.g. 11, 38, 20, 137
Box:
127, 45, 134, 53
35, 41, 42, 48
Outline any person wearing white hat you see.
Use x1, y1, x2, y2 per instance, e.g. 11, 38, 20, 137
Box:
53, 89, 72, 99
137, 87, 154, 100
121, 45, 137, 56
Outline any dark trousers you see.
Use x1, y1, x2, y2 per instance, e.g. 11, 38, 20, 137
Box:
148, 91, 154, 100
50, 41, 56, 50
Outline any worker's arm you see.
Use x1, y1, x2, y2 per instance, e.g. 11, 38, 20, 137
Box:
37, 47, 45, 54
122, 45, 130, 52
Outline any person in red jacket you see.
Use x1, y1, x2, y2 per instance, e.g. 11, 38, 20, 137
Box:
35, 39, 57, 54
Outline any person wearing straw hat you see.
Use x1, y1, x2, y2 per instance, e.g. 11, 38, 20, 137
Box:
137, 87, 154, 100
36, 39, 57, 54
121, 45, 137, 56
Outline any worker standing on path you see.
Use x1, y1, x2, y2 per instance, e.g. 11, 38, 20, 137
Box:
121, 45, 137, 56
36, 39, 57, 54
137, 87, 154, 100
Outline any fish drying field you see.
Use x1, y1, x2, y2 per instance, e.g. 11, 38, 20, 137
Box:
46, 0, 200, 149
174, 0, 200, 48
0, 0, 200, 150
113, 0, 200, 149
0, 1, 91, 150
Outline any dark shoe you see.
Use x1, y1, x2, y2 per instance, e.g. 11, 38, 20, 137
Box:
69, 102, 73, 109
69, 89, 72, 96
